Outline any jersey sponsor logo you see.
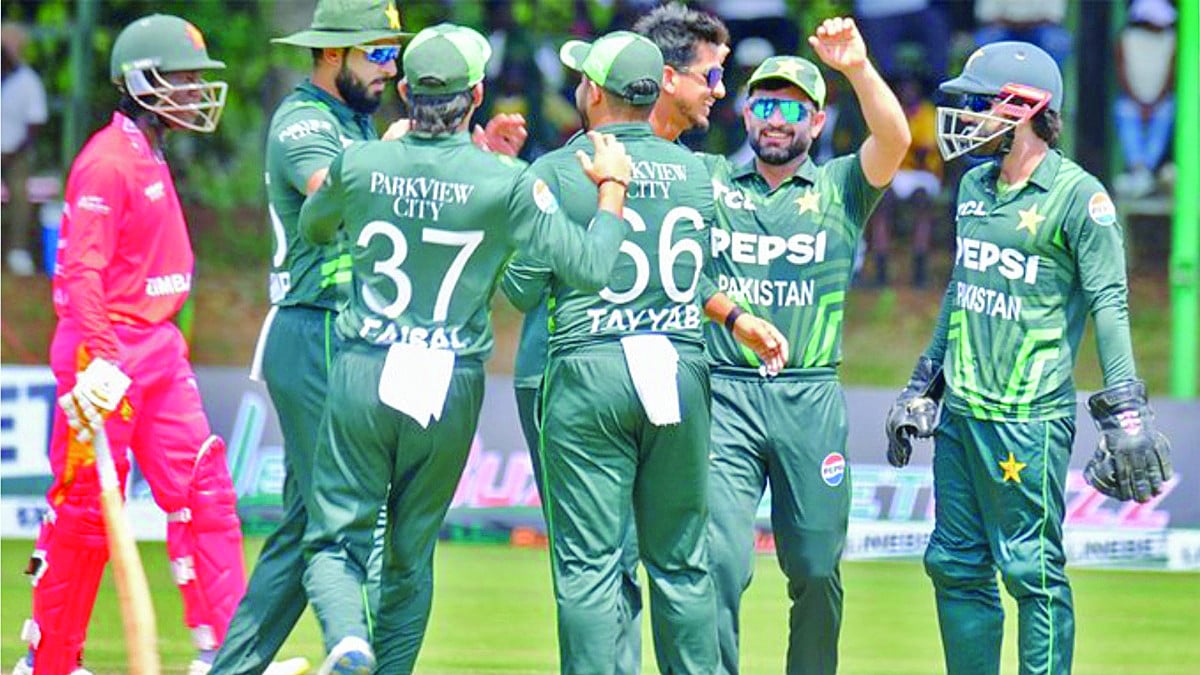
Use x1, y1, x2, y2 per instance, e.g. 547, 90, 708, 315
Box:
712, 179, 756, 211
955, 236, 1040, 284
957, 200, 988, 218
711, 229, 828, 266
532, 178, 559, 214
821, 452, 846, 487
954, 281, 1022, 321
718, 274, 815, 308
76, 195, 111, 214
585, 303, 702, 334
1088, 191, 1116, 226
144, 181, 165, 201
369, 172, 477, 223
628, 160, 687, 200
144, 272, 192, 298
277, 118, 334, 142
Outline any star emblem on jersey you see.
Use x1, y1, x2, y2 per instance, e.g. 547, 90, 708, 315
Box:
999, 451, 1027, 483
795, 188, 821, 215
1016, 203, 1046, 235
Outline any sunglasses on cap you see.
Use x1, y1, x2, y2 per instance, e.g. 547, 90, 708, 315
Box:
677, 65, 724, 90
354, 44, 401, 65
748, 97, 811, 124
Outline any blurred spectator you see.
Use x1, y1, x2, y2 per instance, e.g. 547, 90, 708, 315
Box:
1114, 0, 1177, 198
706, 0, 798, 57
854, 0, 949, 81
1, 22, 48, 277
973, 0, 1071, 68
867, 74, 943, 287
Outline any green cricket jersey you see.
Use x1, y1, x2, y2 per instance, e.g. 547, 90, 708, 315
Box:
924, 150, 1136, 421
265, 81, 374, 309
299, 131, 626, 364
702, 153, 883, 369
503, 122, 715, 359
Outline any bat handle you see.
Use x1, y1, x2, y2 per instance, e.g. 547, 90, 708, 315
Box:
92, 428, 121, 492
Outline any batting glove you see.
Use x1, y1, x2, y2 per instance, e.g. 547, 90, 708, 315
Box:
885, 355, 945, 468
1084, 380, 1172, 503
58, 357, 131, 442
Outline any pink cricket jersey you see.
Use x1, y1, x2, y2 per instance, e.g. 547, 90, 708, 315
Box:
52, 112, 196, 361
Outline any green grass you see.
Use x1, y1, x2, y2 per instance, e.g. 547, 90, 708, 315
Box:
2, 539, 1197, 674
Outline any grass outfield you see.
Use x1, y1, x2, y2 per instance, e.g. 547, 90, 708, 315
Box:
2, 539, 1197, 674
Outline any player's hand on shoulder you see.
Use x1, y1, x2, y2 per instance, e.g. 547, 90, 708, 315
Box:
382, 118, 411, 141
577, 131, 633, 188
1084, 380, 1173, 503
58, 357, 131, 442
473, 113, 528, 157
885, 356, 943, 468
808, 16, 868, 73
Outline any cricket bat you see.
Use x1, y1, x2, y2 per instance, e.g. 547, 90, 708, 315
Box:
93, 428, 161, 674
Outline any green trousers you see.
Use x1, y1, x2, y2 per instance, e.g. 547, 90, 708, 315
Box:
302, 342, 484, 673
707, 368, 849, 675
540, 344, 716, 675
924, 408, 1075, 675
515, 385, 643, 674
214, 307, 382, 674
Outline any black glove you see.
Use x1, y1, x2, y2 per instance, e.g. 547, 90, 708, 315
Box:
885, 356, 945, 468
1084, 380, 1172, 503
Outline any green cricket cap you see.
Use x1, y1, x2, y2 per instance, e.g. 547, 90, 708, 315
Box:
273, 0, 411, 49
747, 56, 826, 109
403, 24, 492, 95
560, 31, 663, 106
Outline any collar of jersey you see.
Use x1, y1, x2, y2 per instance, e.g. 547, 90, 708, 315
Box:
406, 130, 472, 144
297, 79, 373, 127
590, 121, 654, 137
111, 111, 159, 162
984, 149, 1062, 195
732, 154, 817, 186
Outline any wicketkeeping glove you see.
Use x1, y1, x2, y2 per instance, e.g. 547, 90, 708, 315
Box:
885, 355, 945, 468
1084, 380, 1172, 503
58, 357, 131, 442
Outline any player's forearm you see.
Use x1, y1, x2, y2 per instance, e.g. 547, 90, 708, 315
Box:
299, 188, 339, 245
500, 257, 551, 313
845, 62, 910, 185
596, 181, 627, 218
1092, 303, 1138, 386
64, 271, 122, 361
921, 282, 955, 367
704, 292, 741, 325
530, 208, 628, 290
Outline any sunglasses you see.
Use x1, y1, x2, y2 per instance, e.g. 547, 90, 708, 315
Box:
963, 94, 997, 112
354, 44, 401, 65
678, 65, 724, 90
748, 97, 811, 124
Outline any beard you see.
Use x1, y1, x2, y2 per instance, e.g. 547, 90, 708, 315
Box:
574, 88, 591, 130
750, 128, 812, 166
337, 63, 384, 115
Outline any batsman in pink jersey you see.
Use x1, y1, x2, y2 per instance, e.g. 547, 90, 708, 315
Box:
14, 14, 245, 675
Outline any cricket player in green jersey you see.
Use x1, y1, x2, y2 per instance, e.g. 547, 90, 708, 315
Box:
502, 30, 786, 674
886, 41, 1173, 675
508, 6, 733, 672
702, 18, 911, 675
216, 3, 408, 674
296, 23, 637, 674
